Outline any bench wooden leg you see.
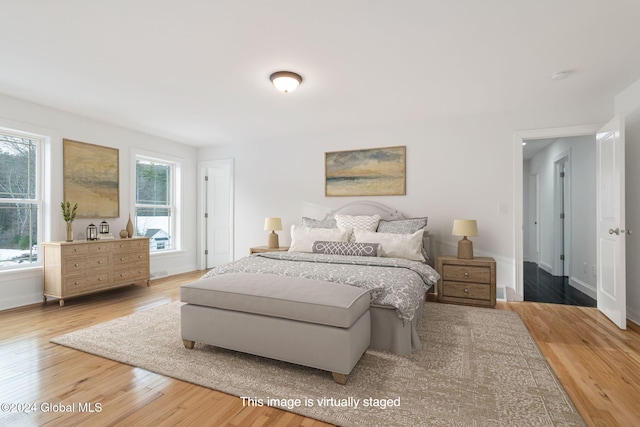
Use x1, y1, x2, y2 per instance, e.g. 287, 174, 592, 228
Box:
182, 339, 195, 349
332, 372, 348, 385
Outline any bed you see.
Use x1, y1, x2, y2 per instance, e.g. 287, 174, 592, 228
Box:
201, 202, 440, 355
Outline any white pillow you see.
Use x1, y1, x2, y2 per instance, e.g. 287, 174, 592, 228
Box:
335, 214, 381, 242
354, 229, 425, 262
289, 225, 351, 253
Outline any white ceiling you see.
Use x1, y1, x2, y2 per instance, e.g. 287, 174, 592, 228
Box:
1, 1, 639, 147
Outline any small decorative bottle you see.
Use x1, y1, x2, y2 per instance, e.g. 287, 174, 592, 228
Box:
126, 214, 134, 238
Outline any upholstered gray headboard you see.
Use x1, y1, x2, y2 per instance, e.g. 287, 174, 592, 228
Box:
321, 201, 433, 267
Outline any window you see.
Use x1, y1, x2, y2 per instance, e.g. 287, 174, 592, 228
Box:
0, 131, 41, 269
134, 154, 179, 252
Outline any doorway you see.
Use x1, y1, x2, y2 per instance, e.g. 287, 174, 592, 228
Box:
521, 135, 596, 307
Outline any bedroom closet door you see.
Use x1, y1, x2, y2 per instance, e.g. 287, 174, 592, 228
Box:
203, 160, 234, 268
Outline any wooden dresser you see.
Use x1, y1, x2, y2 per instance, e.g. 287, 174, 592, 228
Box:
43, 238, 150, 306
436, 255, 496, 308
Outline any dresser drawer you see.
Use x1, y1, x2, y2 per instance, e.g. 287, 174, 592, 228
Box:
63, 272, 112, 295
113, 264, 149, 285
442, 265, 491, 283
62, 245, 88, 256
63, 255, 110, 273
442, 281, 491, 301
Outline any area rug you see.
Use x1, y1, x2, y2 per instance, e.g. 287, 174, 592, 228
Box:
51, 301, 585, 426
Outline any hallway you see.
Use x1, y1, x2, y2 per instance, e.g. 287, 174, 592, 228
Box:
523, 262, 596, 307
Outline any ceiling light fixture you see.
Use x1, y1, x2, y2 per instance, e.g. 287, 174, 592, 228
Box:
551, 71, 570, 81
270, 71, 302, 93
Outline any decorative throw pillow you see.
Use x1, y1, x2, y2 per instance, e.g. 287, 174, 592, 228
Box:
377, 217, 429, 261
335, 214, 381, 242
301, 217, 337, 229
354, 229, 425, 262
312, 241, 380, 257
289, 225, 350, 253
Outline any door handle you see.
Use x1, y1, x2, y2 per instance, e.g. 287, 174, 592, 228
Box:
609, 228, 633, 235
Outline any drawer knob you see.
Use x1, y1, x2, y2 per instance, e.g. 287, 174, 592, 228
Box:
120, 257, 124, 261
74, 263, 79, 267
74, 281, 79, 285
74, 249, 78, 252
120, 273, 124, 277
98, 260, 103, 264
463, 272, 469, 277
464, 288, 470, 293
98, 278, 102, 281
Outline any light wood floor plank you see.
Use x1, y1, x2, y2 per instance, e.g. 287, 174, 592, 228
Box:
0, 271, 638, 426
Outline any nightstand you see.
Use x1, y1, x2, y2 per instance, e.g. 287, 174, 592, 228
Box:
249, 246, 290, 254
436, 256, 496, 308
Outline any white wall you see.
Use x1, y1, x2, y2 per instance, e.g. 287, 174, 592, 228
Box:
198, 99, 611, 296
0, 93, 199, 310
616, 77, 640, 324
524, 136, 597, 297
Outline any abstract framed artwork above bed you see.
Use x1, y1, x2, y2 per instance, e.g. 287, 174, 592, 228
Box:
325, 146, 406, 197
200, 201, 438, 355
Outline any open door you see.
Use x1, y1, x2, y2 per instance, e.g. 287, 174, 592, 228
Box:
596, 115, 626, 329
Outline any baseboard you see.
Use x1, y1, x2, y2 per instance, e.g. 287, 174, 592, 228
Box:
627, 306, 640, 327
0, 293, 44, 312
569, 277, 596, 299
539, 262, 553, 274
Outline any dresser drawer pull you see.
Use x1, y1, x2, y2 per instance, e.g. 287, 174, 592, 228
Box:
464, 272, 469, 277
74, 263, 79, 267
74, 281, 79, 285
120, 257, 124, 261
74, 248, 79, 252
98, 260, 103, 264
120, 273, 124, 277
464, 288, 470, 293
98, 278, 102, 281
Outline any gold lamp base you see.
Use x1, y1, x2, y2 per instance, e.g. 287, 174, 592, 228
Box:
267, 231, 280, 249
457, 236, 474, 259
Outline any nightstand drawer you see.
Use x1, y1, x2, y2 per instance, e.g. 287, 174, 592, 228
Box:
442, 281, 491, 300
442, 265, 491, 283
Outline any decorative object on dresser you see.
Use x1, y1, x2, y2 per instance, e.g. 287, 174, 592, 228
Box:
249, 246, 289, 254
86, 223, 98, 241
119, 229, 129, 239
98, 220, 114, 239
60, 201, 78, 242
452, 219, 478, 259
42, 238, 150, 307
126, 214, 134, 238
436, 255, 496, 308
263, 217, 283, 249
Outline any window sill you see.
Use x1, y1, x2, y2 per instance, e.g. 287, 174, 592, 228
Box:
0, 265, 43, 283
150, 249, 185, 259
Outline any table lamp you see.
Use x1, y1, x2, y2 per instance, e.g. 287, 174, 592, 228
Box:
264, 217, 283, 249
452, 219, 478, 259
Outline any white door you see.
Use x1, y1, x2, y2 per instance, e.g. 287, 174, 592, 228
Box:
596, 115, 626, 329
204, 160, 234, 268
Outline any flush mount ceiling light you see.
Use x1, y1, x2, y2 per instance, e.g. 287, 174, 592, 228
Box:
551, 70, 570, 81
270, 71, 302, 93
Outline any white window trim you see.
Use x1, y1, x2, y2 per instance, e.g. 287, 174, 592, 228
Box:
0, 119, 55, 273
131, 148, 182, 254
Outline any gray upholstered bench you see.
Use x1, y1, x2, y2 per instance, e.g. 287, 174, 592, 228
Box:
180, 273, 371, 384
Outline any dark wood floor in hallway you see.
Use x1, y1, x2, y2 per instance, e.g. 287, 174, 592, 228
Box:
524, 261, 596, 307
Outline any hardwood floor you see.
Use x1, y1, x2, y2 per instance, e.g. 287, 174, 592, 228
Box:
524, 262, 597, 307
1, 271, 639, 426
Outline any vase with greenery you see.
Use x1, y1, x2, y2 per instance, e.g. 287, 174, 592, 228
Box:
61, 201, 78, 242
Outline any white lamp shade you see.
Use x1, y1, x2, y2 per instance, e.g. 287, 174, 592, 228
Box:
264, 217, 283, 231
452, 219, 478, 237
270, 71, 302, 93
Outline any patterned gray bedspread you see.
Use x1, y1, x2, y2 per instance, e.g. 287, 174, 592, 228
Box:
202, 252, 440, 322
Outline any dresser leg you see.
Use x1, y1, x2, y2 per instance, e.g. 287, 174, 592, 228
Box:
59, 299, 65, 307
146, 279, 150, 287
42, 295, 47, 306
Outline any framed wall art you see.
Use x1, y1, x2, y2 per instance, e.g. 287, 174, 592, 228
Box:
325, 145, 406, 197
63, 139, 120, 218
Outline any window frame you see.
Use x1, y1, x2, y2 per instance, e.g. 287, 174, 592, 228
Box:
131, 149, 182, 254
0, 127, 44, 271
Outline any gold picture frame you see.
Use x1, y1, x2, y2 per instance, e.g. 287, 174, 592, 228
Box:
325, 145, 406, 197
63, 139, 120, 218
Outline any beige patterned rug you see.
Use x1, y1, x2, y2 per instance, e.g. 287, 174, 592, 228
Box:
51, 301, 584, 426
